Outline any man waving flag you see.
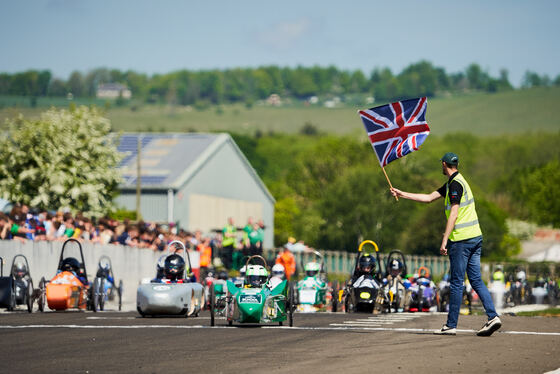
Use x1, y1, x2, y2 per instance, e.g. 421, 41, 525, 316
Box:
359, 97, 430, 167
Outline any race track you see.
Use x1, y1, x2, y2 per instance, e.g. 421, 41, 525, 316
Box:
1, 309, 559, 374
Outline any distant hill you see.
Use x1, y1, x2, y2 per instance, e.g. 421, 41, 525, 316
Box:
1, 86, 559, 135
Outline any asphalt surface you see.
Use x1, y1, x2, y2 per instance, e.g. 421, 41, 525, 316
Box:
1, 307, 559, 374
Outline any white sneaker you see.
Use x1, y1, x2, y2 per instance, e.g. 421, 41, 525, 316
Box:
477, 316, 502, 336
433, 325, 456, 335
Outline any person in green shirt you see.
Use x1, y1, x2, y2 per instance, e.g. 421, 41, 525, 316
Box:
222, 217, 236, 269
242, 217, 253, 256
248, 223, 264, 256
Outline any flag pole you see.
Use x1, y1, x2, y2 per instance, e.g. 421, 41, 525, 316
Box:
382, 166, 398, 201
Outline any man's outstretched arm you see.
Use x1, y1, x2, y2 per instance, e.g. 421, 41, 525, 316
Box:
390, 188, 442, 203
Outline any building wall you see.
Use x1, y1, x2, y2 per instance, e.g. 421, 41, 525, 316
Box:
174, 139, 274, 248
114, 191, 168, 222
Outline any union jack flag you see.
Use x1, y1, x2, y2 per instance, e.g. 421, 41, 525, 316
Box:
359, 97, 430, 167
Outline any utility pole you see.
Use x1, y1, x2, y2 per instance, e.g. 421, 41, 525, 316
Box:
135, 136, 142, 221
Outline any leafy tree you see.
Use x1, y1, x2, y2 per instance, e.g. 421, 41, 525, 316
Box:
521, 70, 549, 88
466, 63, 490, 90
67, 71, 85, 97
48, 78, 68, 97
0, 106, 122, 216
289, 67, 318, 98
84, 68, 111, 97
518, 160, 560, 227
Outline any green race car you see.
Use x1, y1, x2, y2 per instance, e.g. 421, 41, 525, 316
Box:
210, 256, 295, 327
296, 251, 328, 312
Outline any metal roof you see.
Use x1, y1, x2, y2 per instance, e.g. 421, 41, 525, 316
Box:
117, 133, 274, 202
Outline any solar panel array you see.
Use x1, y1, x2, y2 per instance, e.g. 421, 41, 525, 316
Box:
117, 133, 220, 188
117, 135, 154, 167
125, 176, 168, 186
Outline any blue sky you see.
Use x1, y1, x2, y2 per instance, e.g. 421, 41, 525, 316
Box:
1, 0, 559, 86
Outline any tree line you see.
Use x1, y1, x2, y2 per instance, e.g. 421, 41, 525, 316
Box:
1, 62, 559, 106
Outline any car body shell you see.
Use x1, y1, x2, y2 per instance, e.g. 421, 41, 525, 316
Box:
137, 282, 203, 316
226, 279, 288, 324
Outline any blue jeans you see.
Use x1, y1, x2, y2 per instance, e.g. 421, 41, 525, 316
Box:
446, 236, 498, 328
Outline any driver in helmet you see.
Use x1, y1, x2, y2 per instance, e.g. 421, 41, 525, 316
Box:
245, 265, 268, 288
268, 264, 285, 289
12, 261, 29, 280
349, 254, 377, 286
271, 264, 286, 280
357, 254, 376, 276
161, 254, 187, 283
58, 257, 88, 285
96, 261, 115, 285
387, 259, 404, 279
304, 262, 321, 278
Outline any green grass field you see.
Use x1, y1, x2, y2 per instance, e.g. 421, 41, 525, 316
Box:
1, 87, 559, 135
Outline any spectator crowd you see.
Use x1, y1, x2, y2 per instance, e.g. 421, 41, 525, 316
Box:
0, 204, 272, 272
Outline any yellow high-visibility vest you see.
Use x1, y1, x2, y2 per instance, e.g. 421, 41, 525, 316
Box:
444, 173, 482, 241
222, 225, 236, 247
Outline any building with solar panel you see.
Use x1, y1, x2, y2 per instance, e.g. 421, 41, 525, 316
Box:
115, 133, 275, 248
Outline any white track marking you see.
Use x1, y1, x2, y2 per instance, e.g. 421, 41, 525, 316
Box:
1, 324, 559, 336
330, 323, 382, 327
340, 321, 395, 325
86, 316, 218, 320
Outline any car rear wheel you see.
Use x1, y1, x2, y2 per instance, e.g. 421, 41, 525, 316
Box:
98, 278, 106, 311
38, 277, 46, 312
288, 282, 295, 327
210, 285, 215, 326
7, 281, 16, 311
331, 281, 339, 313
92, 277, 100, 312
26, 279, 34, 313
118, 280, 123, 311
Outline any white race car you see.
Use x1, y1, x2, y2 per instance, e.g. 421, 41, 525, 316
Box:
137, 241, 203, 317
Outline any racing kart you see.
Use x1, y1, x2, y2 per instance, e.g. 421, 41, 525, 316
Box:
296, 250, 332, 313
37, 238, 95, 312
92, 255, 123, 311
342, 240, 384, 313
379, 250, 408, 313
0, 255, 34, 312
136, 240, 204, 317
210, 255, 295, 327
407, 267, 438, 312
202, 269, 228, 310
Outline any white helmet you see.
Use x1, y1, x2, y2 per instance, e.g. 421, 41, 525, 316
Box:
246, 265, 268, 288
272, 264, 285, 279
516, 270, 526, 281
304, 262, 321, 277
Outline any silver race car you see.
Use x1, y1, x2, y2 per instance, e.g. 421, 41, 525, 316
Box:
137, 241, 203, 317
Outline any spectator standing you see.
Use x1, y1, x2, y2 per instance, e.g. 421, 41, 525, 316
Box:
248, 223, 263, 256
275, 245, 296, 280
242, 217, 253, 254
221, 217, 236, 269
198, 237, 212, 280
